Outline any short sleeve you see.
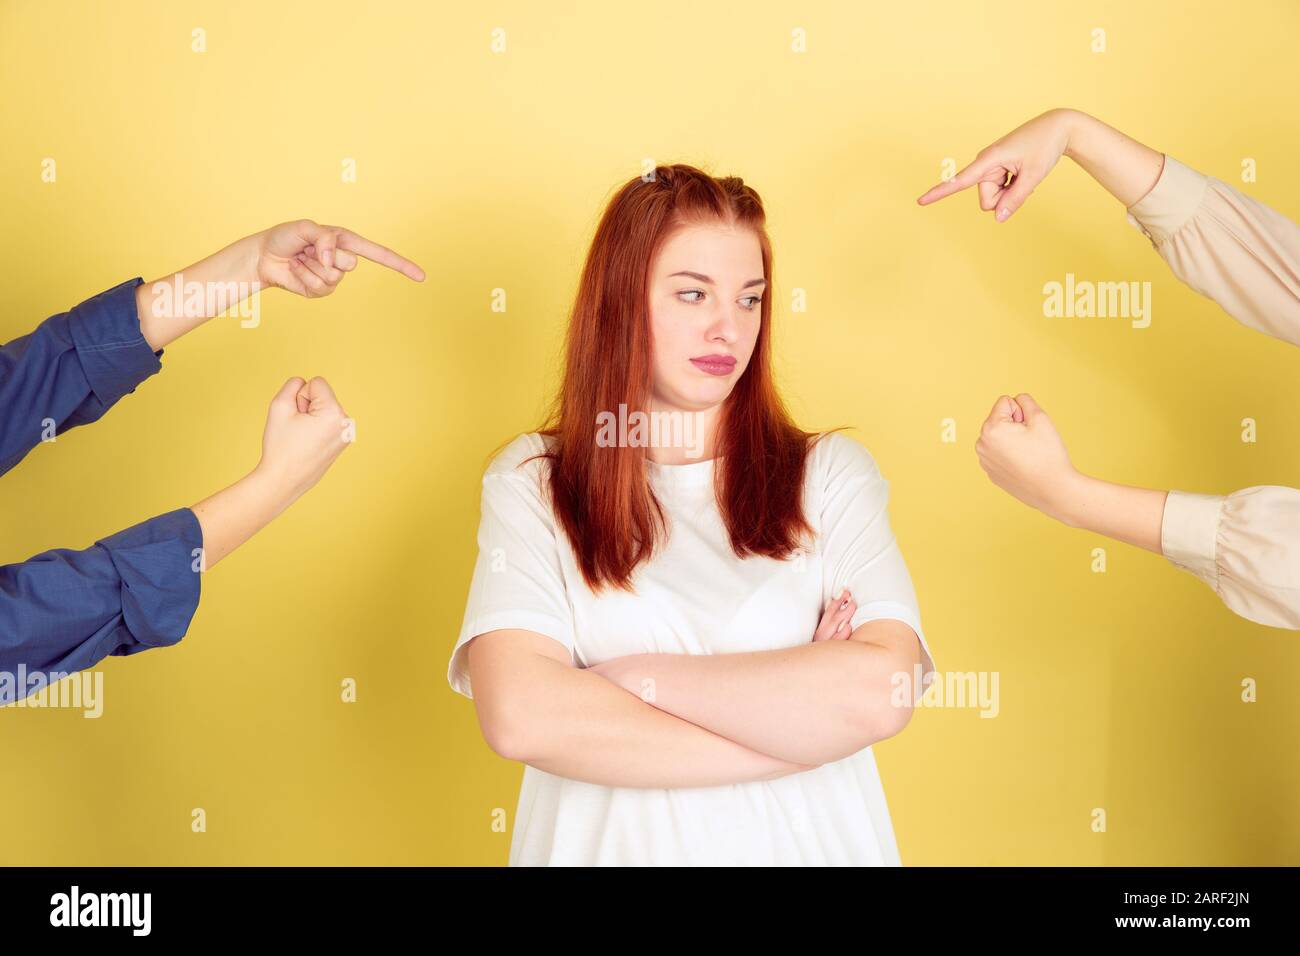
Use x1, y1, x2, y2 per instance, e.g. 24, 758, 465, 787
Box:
447, 435, 578, 700
815, 432, 936, 703
1162, 485, 1300, 630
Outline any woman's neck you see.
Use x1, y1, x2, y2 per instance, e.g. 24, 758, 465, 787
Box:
641, 400, 722, 465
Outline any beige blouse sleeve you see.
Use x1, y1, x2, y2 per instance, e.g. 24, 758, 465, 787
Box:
1126, 158, 1300, 629
1124, 154, 1300, 347
1161, 487, 1300, 630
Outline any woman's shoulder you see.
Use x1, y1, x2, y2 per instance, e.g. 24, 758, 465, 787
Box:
806, 429, 884, 485
804, 431, 891, 535
484, 431, 557, 482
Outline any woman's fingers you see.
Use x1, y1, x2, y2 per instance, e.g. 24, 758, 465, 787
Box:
813, 589, 857, 641
991, 166, 1044, 222
916, 153, 1005, 205
276, 262, 311, 297
918, 153, 1043, 222
977, 178, 1004, 212
295, 252, 344, 288
833, 598, 858, 639
332, 226, 426, 281
313, 230, 339, 269
288, 257, 330, 297
304, 246, 359, 271
301, 375, 343, 415
812, 590, 846, 641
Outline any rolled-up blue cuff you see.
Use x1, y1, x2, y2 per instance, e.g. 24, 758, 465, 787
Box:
95, 507, 203, 650
65, 277, 164, 409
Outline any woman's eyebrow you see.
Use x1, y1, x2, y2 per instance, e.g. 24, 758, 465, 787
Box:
668, 271, 767, 289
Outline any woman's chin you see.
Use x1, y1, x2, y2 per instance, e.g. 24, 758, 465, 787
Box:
678, 384, 733, 411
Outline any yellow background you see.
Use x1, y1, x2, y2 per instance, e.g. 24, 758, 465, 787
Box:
1, 0, 1296, 865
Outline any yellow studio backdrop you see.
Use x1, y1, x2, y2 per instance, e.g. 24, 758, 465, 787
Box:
0, 0, 1296, 865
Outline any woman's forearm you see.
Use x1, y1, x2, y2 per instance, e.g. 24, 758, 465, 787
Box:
1061, 109, 1166, 207
484, 650, 818, 788
593, 640, 905, 766
1046, 471, 1169, 555
135, 234, 262, 350
189, 465, 298, 569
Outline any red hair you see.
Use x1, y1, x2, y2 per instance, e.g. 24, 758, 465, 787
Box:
509, 163, 841, 592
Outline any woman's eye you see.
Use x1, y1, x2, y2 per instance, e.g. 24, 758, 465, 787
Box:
676, 290, 761, 309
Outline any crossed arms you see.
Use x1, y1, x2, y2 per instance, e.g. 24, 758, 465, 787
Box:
463, 617, 925, 789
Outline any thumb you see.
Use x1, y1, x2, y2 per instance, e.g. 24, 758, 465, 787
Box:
994, 167, 1044, 222
302, 375, 338, 412
272, 376, 306, 411
314, 229, 339, 269
988, 394, 1019, 424
1014, 392, 1045, 421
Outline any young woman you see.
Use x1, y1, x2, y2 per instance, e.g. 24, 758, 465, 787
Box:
448, 165, 937, 865
917, 108, 1300, 630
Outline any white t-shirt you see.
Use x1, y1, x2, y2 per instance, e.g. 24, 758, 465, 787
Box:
447, 430, 937, 865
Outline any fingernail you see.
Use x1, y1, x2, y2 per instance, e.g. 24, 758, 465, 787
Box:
996, 208, 1010, 222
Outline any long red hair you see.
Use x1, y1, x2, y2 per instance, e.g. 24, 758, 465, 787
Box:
508, 163, 839, 592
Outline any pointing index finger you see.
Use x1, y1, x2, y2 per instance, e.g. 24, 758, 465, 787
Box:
334, 227, 426, 281
916, 156, 996, 206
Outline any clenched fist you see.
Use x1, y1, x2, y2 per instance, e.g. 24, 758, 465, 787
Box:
975, 393, 1081, 521
257, 376, 354, 506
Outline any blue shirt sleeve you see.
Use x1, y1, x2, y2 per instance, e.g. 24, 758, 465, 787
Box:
0, 277, 164, 477
0, 508, 203, 703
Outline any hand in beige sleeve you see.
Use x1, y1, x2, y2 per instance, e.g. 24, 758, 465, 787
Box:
1117, 137, 1300, 629
920, 108, 1300, 631
973, 393, 1300, 631
916, 107, 1300, 347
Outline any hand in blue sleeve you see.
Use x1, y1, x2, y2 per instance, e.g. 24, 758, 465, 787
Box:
0, 278, 162, 477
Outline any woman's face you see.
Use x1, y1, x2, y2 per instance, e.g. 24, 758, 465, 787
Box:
646, 220, 765, 416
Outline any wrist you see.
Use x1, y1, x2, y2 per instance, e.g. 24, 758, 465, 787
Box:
1048, 469, 1096, 529
249, 460, 306, 516
234, 232, 265, 287
1057, 108, 1090, 161
134, 282, 158, 349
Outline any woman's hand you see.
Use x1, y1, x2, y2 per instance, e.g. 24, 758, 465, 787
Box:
916, 108, 1165, 220
255, 219, 426, 298
191, 375, 355, 569
137, 220, 426, 349
812, 588, 857, 642
255, 375, 354, 506
975, 393, 1086, 522
916, 108, 1077, 222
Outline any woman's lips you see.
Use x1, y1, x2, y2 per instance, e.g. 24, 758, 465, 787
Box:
690, 356, 737, 376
